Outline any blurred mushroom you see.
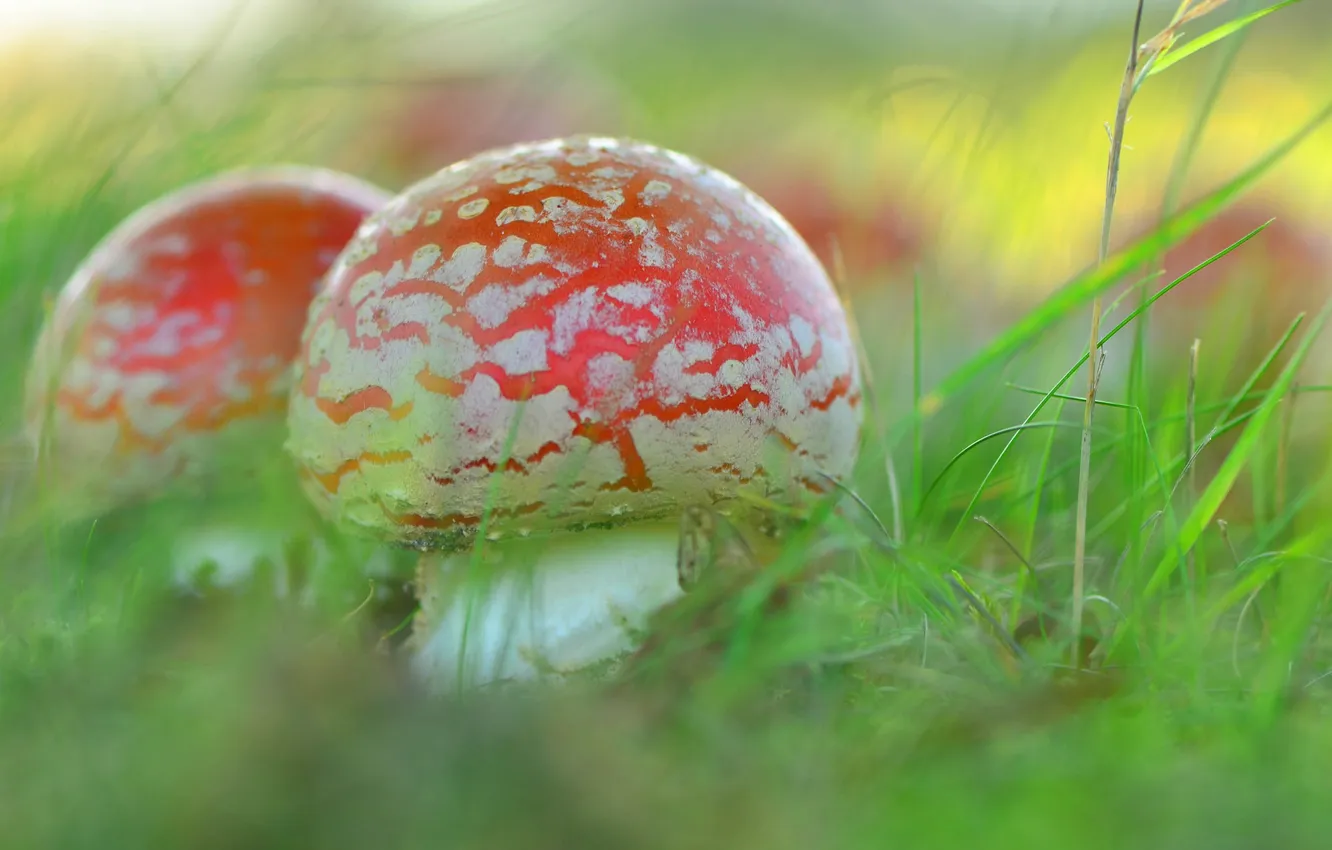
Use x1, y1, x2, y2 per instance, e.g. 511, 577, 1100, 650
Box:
1108, 199, 1332, 381
24, 165, 397, 602
1155, 202, 1331, 339
286, 135, 863, 690
376, 65, 625, 183
728, 163, 931, 288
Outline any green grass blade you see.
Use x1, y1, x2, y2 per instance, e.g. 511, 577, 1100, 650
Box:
1147, 0, 1305, 78
1141, 298, 1332, 601
1019, 393, 1066, 555
1106, 315, 1303, 593
1160, 0, 1255, 216
910, 95, 1332, 428
1171, 312, 1305, 504
1208, 552, 1281, 620
912, 269, 924, 521
919, 422, 1085, 517
946, 223, 1271, 541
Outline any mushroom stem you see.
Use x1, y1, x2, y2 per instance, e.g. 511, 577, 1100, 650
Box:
170, 523, 403, 610
171, 524, 301, 599
409, 521, 685, 691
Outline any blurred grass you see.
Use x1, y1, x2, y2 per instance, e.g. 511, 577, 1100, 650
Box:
6, 0, 1332, 847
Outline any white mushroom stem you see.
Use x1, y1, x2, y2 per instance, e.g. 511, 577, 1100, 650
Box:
170, 523, 399, 607
409, 521, 686, 691
170, 525, 296, 597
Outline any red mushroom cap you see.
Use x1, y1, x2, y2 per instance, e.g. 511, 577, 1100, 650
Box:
287, 136, 864, 549
1156, 202, 1332, 311
729, 165, 930, 284
381, 67, 624, 183
26, 166, 391, 516
1112, 199, 1332, 372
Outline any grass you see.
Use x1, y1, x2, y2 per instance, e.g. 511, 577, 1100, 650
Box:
7, 4, 1332, 848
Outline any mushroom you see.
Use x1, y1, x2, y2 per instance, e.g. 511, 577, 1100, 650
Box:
726, 162, 932, 287
286, 136, 863, 690
1149, 201, 1331, 345
24, 165, 395, 600
377, 65, 625, 185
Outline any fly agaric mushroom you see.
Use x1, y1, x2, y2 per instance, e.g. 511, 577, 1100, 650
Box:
24, 166, 392, 593
286, 136, 863, 689
378, 65, 624, 185
1153, 202, 1331, 344
728, 163, 932, 287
